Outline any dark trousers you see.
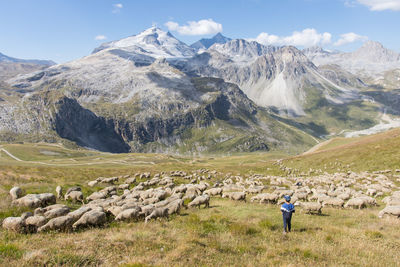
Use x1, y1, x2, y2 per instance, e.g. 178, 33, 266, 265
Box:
283, 214, 292, 232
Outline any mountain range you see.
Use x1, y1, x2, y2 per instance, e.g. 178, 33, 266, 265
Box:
1, 26, 399, 154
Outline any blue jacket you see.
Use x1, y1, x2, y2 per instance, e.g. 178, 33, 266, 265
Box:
281, 203, 295, 216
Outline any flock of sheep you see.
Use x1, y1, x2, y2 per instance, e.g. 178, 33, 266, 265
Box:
2, 168, 400, 234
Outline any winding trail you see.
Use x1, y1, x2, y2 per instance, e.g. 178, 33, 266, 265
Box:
0, 146, 155, 167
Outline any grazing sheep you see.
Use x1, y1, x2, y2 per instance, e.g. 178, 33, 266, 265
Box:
67, 206, 92, 221
145, 207, 169, 223
20, 212, 33, 220
259, 193, 279, 204
66, 186, 81, 195
88, 180, 98, 187
140, 204, 155, 217
142, 197, 159, 205
25, 215, 47, 232
2, 217, 25, 233
38, 215, 75, 232
9, 186, 23, 200
378, 206, 400, 218
344, 198, 366, 209
323, 197, 344, 208
166, 199, 184, 215
118, 184, 130, 190
125, 177, 136, 185
337, 193, 351, 201
65, 191, 84, 204
72, 210, 107, 229
34, 204, 67, 216
13, 193, 56, 208
56, 186, 63, 199
204, 188, 223, 196
382, 196, 400, 206
115, 208, 141, 221
43, 206, 70, 220
188, 195, 210, 209
297, 202, 322, 214
222, 192, 246, 202
86, 191, 108, 202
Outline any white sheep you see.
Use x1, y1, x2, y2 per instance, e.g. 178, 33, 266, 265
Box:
56, 186, 63, 199
344, 198, 366, 209
38, 215, 75, 232
9, 186, 23, 200
72, 210, 107, 229
2, 217, 25, 233
145, 207, 169, 223
115, 208, 141, 221
65, 190, 84, 204
297, 202, 322, 215
188, 194, 210, 208
378, 206, 400, 218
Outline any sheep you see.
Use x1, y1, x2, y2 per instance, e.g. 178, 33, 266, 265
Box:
322, 197, 344, 208
125, 177, 136, 185
9, 186, 23, 200
66, 186, 81, 195
88, 180, 98, 187
38, 215, 75, 232
25, 215, 47, 232
142, 197, 159, 205
140, 204, 155, 217
204, 187, 223, 196
378, 206, 400, 218
34, 204, 67, 216
72, 210, 107, 229
2, 217, 25, 233
259, 193, 279, 204
337, 193, 351, 201
145, 207, 169, 223
344, 198, 366, 209
20, 212, 33, 220
56, 186, 63, 199
115, 208, 141, 221
12, 193, 56, 208
222, 192, 246, 202
67, 206, 92, 221
188, 195, 210, 209
65, 191, 84, 204
297, 202, 322, 215
43, 206, 70, 220
86, 191, 108, 202
382, 196, 400, 206
166, 199, 184, 215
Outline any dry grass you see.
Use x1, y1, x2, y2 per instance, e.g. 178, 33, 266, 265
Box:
1, 198, 399, 266
0, 134, 400, 266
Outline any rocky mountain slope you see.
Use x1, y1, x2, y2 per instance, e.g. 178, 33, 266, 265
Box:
303, 41, 400, 77
0, 52, 55, 66
1, 27, 399, 153
190, 33, 231, 50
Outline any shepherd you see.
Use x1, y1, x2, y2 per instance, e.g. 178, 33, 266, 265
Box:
281, 195, 295, 234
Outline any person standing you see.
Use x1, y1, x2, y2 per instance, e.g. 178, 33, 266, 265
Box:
281, 195, 295, 234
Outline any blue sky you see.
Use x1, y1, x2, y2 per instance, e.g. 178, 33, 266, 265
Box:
1, 0, 399, 63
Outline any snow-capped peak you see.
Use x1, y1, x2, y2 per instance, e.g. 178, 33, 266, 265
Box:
92, 26, 195, 59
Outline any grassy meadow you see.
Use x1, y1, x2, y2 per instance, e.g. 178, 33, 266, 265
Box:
0, 129, 400, 266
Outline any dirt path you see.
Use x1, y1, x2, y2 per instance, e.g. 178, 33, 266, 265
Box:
301, 138, 333, 155
0, 146, 155, 167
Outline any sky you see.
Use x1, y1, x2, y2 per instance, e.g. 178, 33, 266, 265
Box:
0, 0, 400, 63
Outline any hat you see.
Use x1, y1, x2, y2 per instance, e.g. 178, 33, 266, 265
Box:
284, 195, 291, 202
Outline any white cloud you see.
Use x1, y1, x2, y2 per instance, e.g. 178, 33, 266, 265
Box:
95, 35, 107, 41
334, 32, 368, 46
112, 3, 123, 13
356, 0, 400, 11
165, 19, 223, 35
254, 28, 332, 47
